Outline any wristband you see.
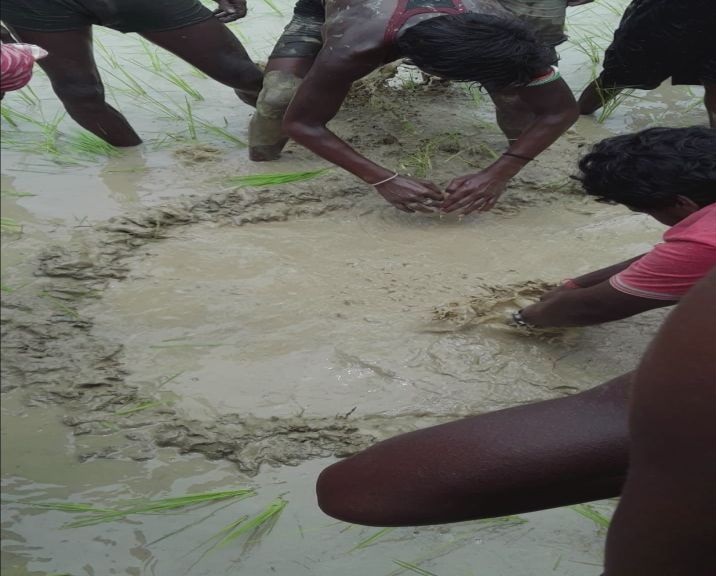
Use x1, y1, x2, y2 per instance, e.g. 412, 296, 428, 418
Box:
370, 172, 398, 187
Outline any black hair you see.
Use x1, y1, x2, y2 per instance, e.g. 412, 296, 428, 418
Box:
396, 13, 555, 91
577, 127, 716, 209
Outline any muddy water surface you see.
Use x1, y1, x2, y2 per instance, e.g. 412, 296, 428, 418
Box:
1, 0, 708, 574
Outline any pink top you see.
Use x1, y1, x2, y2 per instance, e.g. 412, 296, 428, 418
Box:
0, 43, 47, 93
611, 204, 716, 300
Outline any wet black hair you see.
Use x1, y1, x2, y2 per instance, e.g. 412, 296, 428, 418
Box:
396, 13, 555, 91
577, 127, 716, 209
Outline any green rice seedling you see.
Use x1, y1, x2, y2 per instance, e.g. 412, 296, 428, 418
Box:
0, 217, 23, 235
195, 118, 247, 147
39, 291, 80, 319
99, 65, 147, 97
67, 131, 121, 158
16, 86, 41, 107
464, 83, 484, 107
60, 489, 257, 528
392, 560, 440, 576
30, 502, 116, 514
159, 68, 204, 101
208, 497, 288, 552
571, 503, 611, 529
138, 39, 164, 72
225, 168, 330, 188
183, 96, 198, 140
1, 188, 35, 198
157, 371, 184, 388
114, 401, 161, 415
1, 283, 14, 292
259, 0, 283, 15
94, 37, 122, 69
596, 88, 635, 123
349, 527, 395, 552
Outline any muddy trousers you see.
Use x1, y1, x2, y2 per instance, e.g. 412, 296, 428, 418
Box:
248, 2, 324, 160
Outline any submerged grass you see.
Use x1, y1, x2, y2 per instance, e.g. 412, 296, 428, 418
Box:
349, 527, 395, 552
67, 131, 120, 157
571, 503, 611, 529
0, 217, 23, 234
30, 489, 257, 529
114, 401, 161, 415
225, 168, 330, 188
392, 559, 440, 576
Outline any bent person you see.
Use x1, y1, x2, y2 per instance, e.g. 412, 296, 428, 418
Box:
578, 0, 716, 127
249, 0, 588, 214
1, 0, 263, 146
516, 126, 716, 329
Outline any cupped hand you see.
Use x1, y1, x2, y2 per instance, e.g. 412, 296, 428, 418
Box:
441, 171, 509, 214
375, 175, 444, 213
214, 0, 248, 22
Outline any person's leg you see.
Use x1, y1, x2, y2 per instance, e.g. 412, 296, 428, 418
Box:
316, 373, 631, 527
8, 27, 141, 146
704, 83, 715, 128
247, 0, 325, 161
248, 57, 314, 161
487, 89, 536, 143
139, 18, 263, 106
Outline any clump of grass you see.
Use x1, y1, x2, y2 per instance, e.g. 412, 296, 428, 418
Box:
67, 131, 120, 157
208, 497, 287, 552
1, 188, 35, 198
349, 526, 395, 552
225, 168, 330, 188
571, 503, 611, 529
596, 88, 636, 123
0, 217, 23, 235
393, 559, 440, 576
30, 489, 257, 528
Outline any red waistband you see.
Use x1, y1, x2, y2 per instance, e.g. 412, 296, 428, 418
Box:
384, 0, 467, 44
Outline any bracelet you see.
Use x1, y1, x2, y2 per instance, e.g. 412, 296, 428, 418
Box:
503, 152, 534, 162
370, 172, 398, 187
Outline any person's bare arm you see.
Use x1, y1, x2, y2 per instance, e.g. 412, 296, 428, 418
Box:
604, 270, 716, 576
520, 279, 674, 328
442, 78, 578, 213
282, 45, 443, 212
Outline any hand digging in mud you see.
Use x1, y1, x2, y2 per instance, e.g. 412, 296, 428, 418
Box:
374, 175, 444, 213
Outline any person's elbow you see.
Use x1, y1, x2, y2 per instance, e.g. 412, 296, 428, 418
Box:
282, 117, 322, 144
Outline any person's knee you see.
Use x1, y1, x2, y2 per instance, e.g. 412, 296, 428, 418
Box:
256, 70, 302, 119
212, 53, 262, 90
52, 77, 105, 107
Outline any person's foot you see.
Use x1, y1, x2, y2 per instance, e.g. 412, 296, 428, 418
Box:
249, 144, 283, 161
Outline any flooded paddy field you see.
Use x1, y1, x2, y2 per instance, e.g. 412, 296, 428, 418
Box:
1, 0, 707, 574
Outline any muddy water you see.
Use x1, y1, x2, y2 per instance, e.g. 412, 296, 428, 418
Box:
0, 0, 708, 574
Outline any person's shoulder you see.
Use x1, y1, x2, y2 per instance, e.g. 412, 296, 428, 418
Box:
665, 203, 716, 245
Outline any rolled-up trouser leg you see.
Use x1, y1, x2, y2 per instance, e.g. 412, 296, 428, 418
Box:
249, 70, 303, 160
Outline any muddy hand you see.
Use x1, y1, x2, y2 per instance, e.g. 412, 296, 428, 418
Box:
442, 170, 508, 215
213, 0, 248, 22
375, 175, 443, 213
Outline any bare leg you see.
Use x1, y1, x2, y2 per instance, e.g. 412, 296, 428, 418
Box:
578, 78, 623, 116
9, 27, 141, 146
704, 83, 716, 128
140, 18, 263, 106
248, 57, 314, 161
487, 89, 536, 143
316, 373, 631, 527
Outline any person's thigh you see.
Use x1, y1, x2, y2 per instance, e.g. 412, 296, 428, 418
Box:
6, 26, 103, 98
139, 18, 258, 86
1, 0, 95, 32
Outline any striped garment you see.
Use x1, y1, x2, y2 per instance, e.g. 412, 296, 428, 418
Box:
1, 43, 47, 92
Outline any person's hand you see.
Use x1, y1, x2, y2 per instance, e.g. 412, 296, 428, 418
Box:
441, 170, 509, 214
374, 175, 444, 213
567, 0, 595, 6
213, 0, 248, 22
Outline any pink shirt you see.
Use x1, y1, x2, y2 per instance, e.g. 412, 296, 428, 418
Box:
0, 43, 47, 93
611, 204, 716, 300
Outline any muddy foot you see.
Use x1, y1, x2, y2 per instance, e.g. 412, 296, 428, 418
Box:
249, 144, 284, 162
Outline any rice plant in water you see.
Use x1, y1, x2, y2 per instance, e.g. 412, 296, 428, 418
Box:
392, 559, 440, 576
67, 131, 121, 158
29, 489, 256, 528
225, 168, 330, 188
571, 503, 611, 529
0, 217, 23, 235
596, 88, 636, 123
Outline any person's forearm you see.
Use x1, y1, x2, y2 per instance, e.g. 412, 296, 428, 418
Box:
521, 296, 619, 327
499, 107, 578, 170
284, 121, 392, 184
317, 373, 631, 527
571, 255, 645, 288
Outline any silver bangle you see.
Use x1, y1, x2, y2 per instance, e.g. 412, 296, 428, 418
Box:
370, 172, 398, 187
